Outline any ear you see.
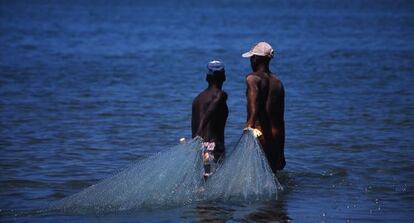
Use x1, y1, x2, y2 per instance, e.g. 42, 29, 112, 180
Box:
250, 56, 257, 69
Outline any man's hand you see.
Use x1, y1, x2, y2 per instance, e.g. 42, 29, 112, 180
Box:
243, 127, 263, 138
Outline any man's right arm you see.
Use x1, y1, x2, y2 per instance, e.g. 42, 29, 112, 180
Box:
245, 75, 260, 128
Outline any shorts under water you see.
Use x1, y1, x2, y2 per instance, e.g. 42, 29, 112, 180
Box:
202, 142, 217, 178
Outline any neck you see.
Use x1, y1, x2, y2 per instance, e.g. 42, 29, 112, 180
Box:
208, 83, 222, 89
254, 64, 270, 73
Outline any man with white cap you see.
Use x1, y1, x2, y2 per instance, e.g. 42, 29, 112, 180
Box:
242, 42, 286, 172
192, 60, 228, 179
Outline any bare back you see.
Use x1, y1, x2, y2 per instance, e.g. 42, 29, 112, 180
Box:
267, 74, 285, 137
192, 88, 228, 158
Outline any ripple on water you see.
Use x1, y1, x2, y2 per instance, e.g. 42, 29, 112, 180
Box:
0, 180, 48, 189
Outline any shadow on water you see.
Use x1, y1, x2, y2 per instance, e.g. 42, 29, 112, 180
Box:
177, 199, 291, 223
242, 199, 290, 223
181, 199, 291, 223
179, 173, 293, 223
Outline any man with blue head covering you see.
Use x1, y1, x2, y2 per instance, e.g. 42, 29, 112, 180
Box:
192, 60, 228, 179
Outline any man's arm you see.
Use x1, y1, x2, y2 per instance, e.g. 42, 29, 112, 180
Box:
191, 100, 197, 138
196, 92, 226, 136
245, 75, 260, 128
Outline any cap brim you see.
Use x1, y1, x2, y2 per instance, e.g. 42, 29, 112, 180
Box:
242, 52, 253, 58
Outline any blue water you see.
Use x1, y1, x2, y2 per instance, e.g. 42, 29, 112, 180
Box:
1, 0, 413, 222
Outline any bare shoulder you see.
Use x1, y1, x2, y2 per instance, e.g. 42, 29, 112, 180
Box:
246, 73, 261, 83
193, 90, 206, 105
269, 72, 281, 81
192, 93, 201, 107
213, 89, 227, 101
269, 73, 284, 88
220, 90, 228, 100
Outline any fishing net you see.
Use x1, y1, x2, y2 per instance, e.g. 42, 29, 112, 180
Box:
53, 137, 205, 214
53, 130, 280, 214
203, 129, 280, 202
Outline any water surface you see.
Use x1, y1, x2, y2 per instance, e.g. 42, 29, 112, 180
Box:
1, 0, 414, 222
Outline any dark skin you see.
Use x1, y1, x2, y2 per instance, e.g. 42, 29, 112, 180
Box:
245, 55, 286, 172
192, 73, 228, 160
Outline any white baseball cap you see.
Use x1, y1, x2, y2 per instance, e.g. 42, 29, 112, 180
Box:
242, 42, 275, 58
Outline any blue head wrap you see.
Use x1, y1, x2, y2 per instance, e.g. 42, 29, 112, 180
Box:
207, 60, 225, 75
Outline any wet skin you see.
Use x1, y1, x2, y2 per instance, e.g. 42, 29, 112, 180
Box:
192, 83, 228, 160
245, 55, 286, 172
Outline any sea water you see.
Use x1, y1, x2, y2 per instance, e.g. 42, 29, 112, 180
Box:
1, 0, 413, 222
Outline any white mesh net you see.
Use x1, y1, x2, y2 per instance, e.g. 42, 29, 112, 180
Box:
203, 130, 280, 202
52, 130, 281, 214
